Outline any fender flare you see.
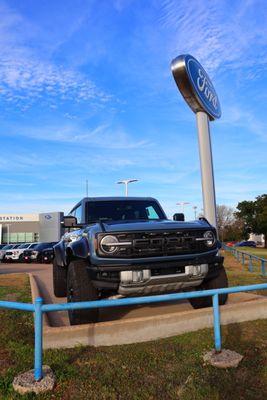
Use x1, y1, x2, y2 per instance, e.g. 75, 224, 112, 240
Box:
67, 236, 90, 260
54, 241, 67, 267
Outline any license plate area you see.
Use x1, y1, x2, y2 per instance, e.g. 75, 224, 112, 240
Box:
151, 265, 185, 277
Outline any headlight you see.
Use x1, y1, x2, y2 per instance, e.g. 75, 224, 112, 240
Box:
203, 231, 216, 247
100, 235, 119, 254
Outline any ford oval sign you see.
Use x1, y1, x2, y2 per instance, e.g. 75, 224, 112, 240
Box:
171, 54, 221, 120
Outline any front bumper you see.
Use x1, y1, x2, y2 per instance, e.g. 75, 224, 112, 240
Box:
5, 255, 20, 261
118, 264, 208, 295
89, 255, 224, 295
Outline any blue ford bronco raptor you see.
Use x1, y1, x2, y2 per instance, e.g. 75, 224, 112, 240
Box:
53, 197, 228, 325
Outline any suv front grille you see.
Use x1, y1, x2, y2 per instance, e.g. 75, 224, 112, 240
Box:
98, 230, 215, 258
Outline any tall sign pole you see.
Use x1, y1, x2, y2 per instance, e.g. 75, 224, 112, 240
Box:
171, 55, 221, 231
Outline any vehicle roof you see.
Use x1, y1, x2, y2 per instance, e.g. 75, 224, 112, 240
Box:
69, 197, 159, 213
84, 197, 157, 201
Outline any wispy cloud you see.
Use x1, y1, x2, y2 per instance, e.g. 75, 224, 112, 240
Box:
5, 122, 150, 149
0, 2, 110, 107
158, 0, 267, 75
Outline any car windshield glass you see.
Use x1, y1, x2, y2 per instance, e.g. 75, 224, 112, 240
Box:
34, 243, 52, 251
2, 245, 13, 250
18, 243, 30, 249
85, 200, 165, 223
29, 243, 39, 249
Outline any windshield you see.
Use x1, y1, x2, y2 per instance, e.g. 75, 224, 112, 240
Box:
29, 243, 38, 249
34, 243, 53, 251
85, 200, 166, 223
2, 244, 13, 250
18, 243, 31, 249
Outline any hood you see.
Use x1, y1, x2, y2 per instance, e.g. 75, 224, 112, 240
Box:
101, 219, 211, 233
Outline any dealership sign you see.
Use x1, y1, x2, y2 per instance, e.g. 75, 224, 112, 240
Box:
0, 214, 39, 222
171, 54, 221, 120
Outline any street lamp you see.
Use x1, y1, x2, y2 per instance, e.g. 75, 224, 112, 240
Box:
117, 179, 138, 196
193, 206, 198, 219
176, 202, 190, 213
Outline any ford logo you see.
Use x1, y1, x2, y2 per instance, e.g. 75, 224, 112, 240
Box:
44, 214, 52, 220
171, 54, 221, 120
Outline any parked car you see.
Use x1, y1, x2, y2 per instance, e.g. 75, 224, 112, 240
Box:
226, 241, 236, 247
4, 243, 39, 262
23, 242, 57, 263
53, 197, 228, 325
0, 244, 21, 262
42, 248, 55, 264
235, 241, 256, 248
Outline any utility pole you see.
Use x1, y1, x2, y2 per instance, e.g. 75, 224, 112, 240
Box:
193, 206, 198, 219
117, 179, 138, 196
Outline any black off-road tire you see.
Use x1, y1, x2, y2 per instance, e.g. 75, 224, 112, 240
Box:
53, 258, 67, 297
189, 266, 228, 309
67, 259, 99, 325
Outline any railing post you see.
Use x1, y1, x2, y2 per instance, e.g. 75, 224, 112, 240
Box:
34, 297, 43, 381
261, 260, 266, 276
249, 256, 253, 272
242, 253, 245, 266
212, 294, 221, 353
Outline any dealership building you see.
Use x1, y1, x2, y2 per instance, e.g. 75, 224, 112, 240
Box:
0, 212, 64, 244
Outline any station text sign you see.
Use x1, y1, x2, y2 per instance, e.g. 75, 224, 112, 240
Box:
0, 214, 39, 222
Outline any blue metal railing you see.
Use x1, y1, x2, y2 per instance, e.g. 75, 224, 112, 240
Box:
0, 283, 267, 381
222, 244, 266, 276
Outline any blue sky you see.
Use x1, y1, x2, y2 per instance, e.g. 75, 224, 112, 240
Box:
0, 0, 266, 219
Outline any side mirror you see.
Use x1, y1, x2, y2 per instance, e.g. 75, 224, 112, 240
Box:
61, 216, 78, 228
173, 213, 185, 222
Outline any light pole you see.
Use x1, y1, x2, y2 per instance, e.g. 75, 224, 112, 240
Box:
176, 201, 190, 213
193, 206, 198, 219
117, 179, 138, 196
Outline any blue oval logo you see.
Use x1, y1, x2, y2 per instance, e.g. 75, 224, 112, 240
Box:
44, 214, 52, 220
185, 55, 221, 119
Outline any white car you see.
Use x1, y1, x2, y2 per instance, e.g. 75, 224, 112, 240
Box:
0, 244, 21, 261
4, 243, 39, 262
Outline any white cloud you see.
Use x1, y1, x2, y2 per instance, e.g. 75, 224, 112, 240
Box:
159, 0, 267, 75
0, 2, 110, 107
5, 121, 150, 149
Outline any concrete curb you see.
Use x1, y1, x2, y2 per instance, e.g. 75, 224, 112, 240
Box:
28, 274, 267, 349
28, 273, 50, 327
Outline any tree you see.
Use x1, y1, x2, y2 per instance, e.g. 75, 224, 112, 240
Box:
216, 205, 243, 242
236, 194, 267, 248
216, 205, 234, 241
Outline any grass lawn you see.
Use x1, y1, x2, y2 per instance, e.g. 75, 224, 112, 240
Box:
231, 247, 267, 260
223, 250, 267, 296
0, 266, 267, 399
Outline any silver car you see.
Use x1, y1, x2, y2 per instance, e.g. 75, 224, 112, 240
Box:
4, 243, 39, 262
0, 244, 21, 261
